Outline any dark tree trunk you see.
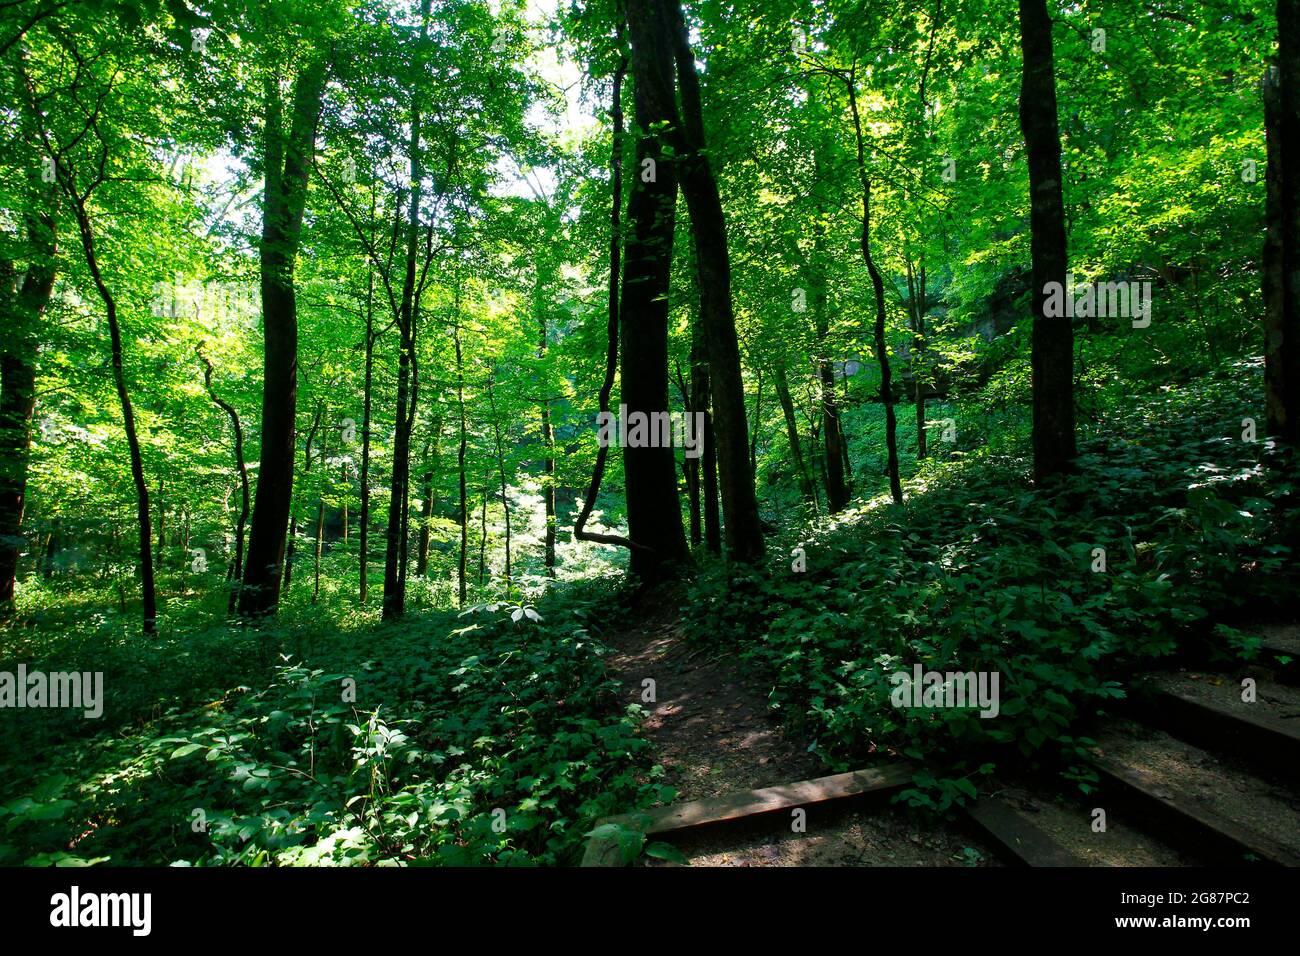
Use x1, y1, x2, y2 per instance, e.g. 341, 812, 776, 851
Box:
688, 293, 721, 553
663, 0, 764, 563
1267, 0, 1300, 444
382, 58, 427, 621
537, 299, 556, 578
241, 60, 328, 616
702, 405, 721, 553
1266, 64, 1286, 436
454, 320, 468, 608
200, 350, 250, 614
1018, 0, 1076, 480
0, 209, 56, 612
66, 182, 157, 633
908, 261, 928, 461
155, 479, 165, 571
488, 381, 511, 587
844, 77, 902, 505
477, 477, 488, 586
773, 362, 815, 505
815, 277, 848, 512
620, 0, 691, 581
573, 52, 654, 559
359, 282, 375, 604
416, 436, 435, 578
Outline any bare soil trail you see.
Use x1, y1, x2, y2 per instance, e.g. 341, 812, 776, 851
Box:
597, 594, 997, 866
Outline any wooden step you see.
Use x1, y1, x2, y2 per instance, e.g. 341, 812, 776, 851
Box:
964, 796, 1086, 866
581, 762, 914, 866
1137, 672, 1300, 781
1092, 726, 1300, 867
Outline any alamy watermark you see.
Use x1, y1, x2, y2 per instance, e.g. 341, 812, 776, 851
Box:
890, 664, 1001, 719
0, 665, 104, 718
1042, 273, 1153, 328
597, 405, 704, 459
50, 886, 150, 936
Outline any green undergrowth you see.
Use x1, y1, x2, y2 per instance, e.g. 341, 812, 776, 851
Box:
683, 365, 1295, 811
0, 574, 663, 866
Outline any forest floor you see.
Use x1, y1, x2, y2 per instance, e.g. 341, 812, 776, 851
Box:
600, 594, 997, 866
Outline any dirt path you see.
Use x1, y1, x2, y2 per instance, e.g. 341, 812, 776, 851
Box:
600, 599, 996, 866
602, 598, 821, 801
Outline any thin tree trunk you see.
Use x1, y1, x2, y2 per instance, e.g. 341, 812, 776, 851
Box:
846, 75, 902, 504
536, 289, 556, 577
199, 349, 250, 613
487, 381, 511, 587
416, 434, 435, 578
773, 362, 814, 504
155, 478, 165, 571
690, 313, 721, 552
359, 276, 375, 604
312, 496, 324, 603
454, 318, 468, 608
65, 183, 157, 633
908, 261, 929, 461
573, 51, 651, 558
286, 408, 322, 594
477, 477, 488, 586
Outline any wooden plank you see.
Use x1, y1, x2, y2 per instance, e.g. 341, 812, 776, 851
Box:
964, 797, 1085, 867
1144, 687, 1300, 781
1093, 753, 1300, 867
579, 762, 914, 866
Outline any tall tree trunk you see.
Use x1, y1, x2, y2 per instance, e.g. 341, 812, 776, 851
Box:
846, 76, 902, 504
702, 405, 721, 552
815, 277, 848, 512
620, 1, 691, 581
573, 52, 653, 559
1268, 0, 1300, 444
241, 59, 328, 616
382, 0, 431, 620
908, 261, 929, 461
200, 350, 250, 614
359, 281, 375, 604
454, 319, 468, 608
487, 381, 511, 587
416, 432, 437, 578
312, 498, 325, 603
65, 184, 157, 633
286, 408, 322, 594
155, 478, 166, 571
663, 0, 765, 563
477, 477, 489, 586
1265, 69, 1289, 438
1018, 0, 1076, 480
0, 208, 56, 612
773, 362, 815, 505
536, 292, 556, 578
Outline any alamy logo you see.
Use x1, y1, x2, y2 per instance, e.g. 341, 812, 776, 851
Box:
0, 665, 104, 718
50, 886, 151, 936
1042, 273, 1153, 328
890, 664, 1001, 718
597, 404, 704, 459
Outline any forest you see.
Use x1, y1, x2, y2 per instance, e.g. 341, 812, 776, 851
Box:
1, 0, 1298, 877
